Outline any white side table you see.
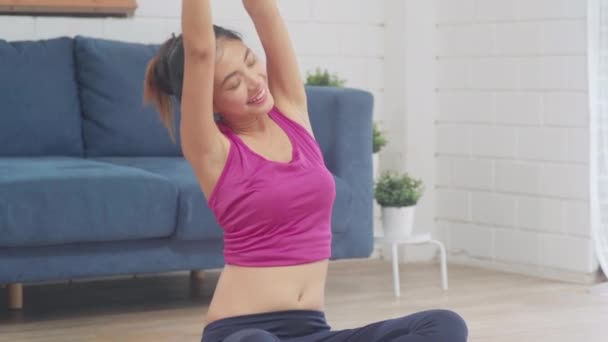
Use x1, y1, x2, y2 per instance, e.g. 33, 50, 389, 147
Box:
374, 233, 448, 297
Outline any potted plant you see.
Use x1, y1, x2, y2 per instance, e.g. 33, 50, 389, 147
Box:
305, 67, 346, 87
374, 171, 424, 240
372, 122, 387, 180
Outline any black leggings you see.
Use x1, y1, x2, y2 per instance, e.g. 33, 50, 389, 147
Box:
201, 309, 468, 342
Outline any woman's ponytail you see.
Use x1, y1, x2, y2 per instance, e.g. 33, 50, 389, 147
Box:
143, 41, 179, 141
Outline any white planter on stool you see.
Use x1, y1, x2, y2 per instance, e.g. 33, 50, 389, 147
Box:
382, 206, 416, 240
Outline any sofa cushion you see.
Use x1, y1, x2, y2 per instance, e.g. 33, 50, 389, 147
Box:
0, 37, 84, 156
93, 157, 223, 241
95, 157, 353, 237
0, 158, 178, 247
74, 36, 182, 157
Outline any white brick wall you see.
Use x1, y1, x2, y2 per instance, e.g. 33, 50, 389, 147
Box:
0, 0, 384, 122
436, 0, 596, 277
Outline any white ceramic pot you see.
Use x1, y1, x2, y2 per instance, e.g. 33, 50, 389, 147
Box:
373, 153, 379, 181
381, 206, 416, 240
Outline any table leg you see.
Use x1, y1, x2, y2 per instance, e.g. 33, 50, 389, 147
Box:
391, 242, 400, 297
429, 239, 448, 290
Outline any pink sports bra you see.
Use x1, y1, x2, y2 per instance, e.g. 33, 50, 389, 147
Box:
207, 106, 335, 267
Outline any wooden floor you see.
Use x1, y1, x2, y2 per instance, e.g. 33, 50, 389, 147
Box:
1, 259, 607, 341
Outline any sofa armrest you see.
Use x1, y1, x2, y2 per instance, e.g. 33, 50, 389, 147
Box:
306, 86, 374, 258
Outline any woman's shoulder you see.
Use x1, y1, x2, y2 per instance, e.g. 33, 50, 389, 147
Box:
271, 100, 314, 137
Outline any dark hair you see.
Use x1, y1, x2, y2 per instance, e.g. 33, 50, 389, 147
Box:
144, 25, 241, 140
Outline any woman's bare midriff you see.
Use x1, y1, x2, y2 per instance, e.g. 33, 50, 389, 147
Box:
204, 259, 328, 325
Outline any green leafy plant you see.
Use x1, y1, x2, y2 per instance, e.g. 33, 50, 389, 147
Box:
373, 122, 388, 154
305, 67, 346, 87
374, 171, 424, 207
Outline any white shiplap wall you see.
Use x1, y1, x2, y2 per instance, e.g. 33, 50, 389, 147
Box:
435, 0, 597, 282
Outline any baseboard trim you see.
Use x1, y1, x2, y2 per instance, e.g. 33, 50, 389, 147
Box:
370, 242, 603, 285
447, 254, 602, 285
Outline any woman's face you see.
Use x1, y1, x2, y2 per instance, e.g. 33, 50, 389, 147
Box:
213, 39, 274, 120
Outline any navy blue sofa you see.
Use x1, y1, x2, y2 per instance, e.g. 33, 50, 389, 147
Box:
0, 36, 374, 310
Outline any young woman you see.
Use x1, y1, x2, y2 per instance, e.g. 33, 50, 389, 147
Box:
144, 1, 468, 341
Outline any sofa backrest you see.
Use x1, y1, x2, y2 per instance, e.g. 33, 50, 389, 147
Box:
0, 37, 84, 157
0, 35, 372, 159
74, 36, 182, 157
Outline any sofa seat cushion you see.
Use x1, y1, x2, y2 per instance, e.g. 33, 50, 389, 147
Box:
93, 157, 223, 241
0, 158, 178, 248
0, 37, 83, 156
95, 157, 353, 238
74, 35, 182, 157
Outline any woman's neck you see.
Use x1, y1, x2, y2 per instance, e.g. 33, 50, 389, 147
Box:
224, 112, 271, 137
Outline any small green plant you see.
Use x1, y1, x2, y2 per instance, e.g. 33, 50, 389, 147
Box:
305, 67, 346, 87
373, 122, 388, 154
374, 171, 424, 207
